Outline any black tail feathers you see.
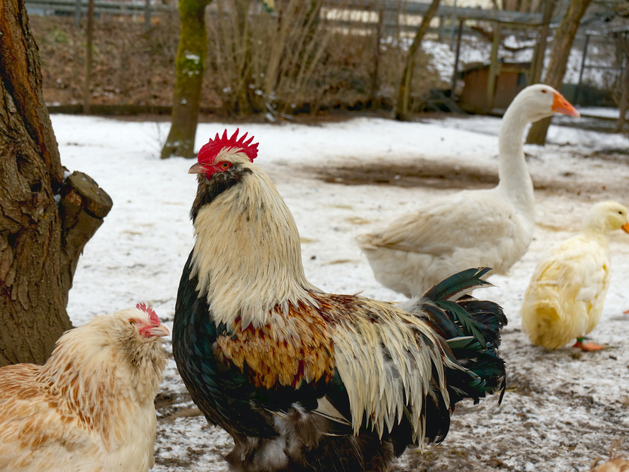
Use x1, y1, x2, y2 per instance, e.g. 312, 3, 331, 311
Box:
403, 268, 508, 405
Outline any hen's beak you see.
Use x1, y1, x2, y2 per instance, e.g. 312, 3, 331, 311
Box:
147, 325, 170, 338
552, 92, 580, 118
189, 163, 205, 174
622, 222, 629, 234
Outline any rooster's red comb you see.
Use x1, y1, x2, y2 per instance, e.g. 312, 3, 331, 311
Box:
198, 128, 259, 165
136, 303, 160, 325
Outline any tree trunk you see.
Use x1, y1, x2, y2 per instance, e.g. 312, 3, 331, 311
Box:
529, 0, 555, 85
83, 0, 95, 114
525, 0, 592, 145
161, 0, 212, 159
0, 0, 113, 368
234, 0, 254, 115
394, 0, 441, 121
370, 2, 385, 106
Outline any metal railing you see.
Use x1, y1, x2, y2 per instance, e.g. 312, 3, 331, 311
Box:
26, 0, 174, 15
25, 0, 554, 26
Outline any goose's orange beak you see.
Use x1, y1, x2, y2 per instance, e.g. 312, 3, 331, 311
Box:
552, 92, 580, 118
622, 222, 629, 234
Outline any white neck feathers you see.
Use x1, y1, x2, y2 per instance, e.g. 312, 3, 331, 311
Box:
496, 97, 535, 219
191, 166, 320, 328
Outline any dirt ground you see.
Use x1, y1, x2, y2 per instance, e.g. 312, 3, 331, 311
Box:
307, 145, 629, 197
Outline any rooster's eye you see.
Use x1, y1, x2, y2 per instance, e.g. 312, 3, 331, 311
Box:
129, 320, 136, 326
220, 162, 231, 170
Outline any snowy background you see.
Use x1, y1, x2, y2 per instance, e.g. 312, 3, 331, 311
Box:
54, 112, 629, 471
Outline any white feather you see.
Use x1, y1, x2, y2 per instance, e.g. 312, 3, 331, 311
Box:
358, 84, 574, 297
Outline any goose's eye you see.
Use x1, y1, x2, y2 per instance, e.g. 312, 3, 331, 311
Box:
541, 90, 547, 94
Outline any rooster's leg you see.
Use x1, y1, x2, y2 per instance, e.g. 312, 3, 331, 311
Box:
572, 337, 604, 351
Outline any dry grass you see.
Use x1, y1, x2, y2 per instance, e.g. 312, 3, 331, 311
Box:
31, 3, 447, 116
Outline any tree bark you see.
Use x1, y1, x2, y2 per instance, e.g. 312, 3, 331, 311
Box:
0, 0, 112, 368
525, 0, 593, 145
529, 0, 555, 85
370, 2, 384, 106
394, 0, 441, 121
83, 0, 95, 114
161, 0, 212, 159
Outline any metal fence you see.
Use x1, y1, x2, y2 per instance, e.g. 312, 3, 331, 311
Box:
25, 0, 553, 30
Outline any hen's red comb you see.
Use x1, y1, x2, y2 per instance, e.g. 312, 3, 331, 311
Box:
136, 303, 160, 325
198, 128, 259, 165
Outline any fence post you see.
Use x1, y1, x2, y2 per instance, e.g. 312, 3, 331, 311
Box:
144, 0, 151, 30
450, 18, 463, 96
74, 0, 82, 26
486, 21, 501, 112
574, 33, 590, 105
617, 50, 629, 132
449, 0, 458, 50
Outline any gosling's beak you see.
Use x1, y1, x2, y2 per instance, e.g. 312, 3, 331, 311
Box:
622, 222, 629, 234
147, 324, 170, 338
552, 92, 580, 118
188, 163, 205, 174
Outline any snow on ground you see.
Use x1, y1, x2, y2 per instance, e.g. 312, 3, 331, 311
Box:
580, 107, 621, 119
53, 114, 629, 471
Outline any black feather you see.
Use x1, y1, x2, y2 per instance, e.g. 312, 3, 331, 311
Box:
422, 267, 492, 301
406, 267, 508, 406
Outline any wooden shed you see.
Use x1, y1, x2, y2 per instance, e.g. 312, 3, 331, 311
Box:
458, 61, 531, 114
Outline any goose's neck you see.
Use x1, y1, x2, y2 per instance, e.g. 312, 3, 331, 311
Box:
496, 103, 535, 217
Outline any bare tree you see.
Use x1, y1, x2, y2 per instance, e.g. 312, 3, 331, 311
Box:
161, 0, 213, 159
395, 0, 441, 121
83, 0, 95, 114
529, 0, 556, 85
526, 0, 593, 144
0, 0, 112, 367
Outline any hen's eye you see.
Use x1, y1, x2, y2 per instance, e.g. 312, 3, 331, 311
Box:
220, 162, 230, 170
129, 320, 136, 326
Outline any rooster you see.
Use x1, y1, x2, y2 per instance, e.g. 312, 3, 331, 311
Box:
173, 129, 507, 472
0, 304, 168, 472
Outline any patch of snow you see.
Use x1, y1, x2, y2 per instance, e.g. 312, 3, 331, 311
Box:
51, 114, 629, 471
579, 107, 621, 119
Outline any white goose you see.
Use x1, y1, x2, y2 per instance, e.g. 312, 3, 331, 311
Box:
521, 201, 629, 351
357, 84, 580, 297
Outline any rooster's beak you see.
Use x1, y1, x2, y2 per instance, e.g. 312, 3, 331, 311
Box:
622, 222, 629, 234
551, 92, 580, 118
189, 163, 205, 174
147, 325, 170, 337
